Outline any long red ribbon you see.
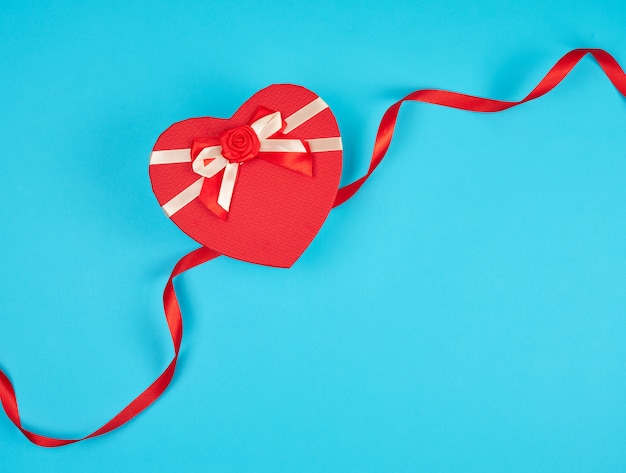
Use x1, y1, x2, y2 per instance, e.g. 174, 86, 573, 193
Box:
333, 48, 626, 207
1, 48, 625, 447
0, 247, 219, 447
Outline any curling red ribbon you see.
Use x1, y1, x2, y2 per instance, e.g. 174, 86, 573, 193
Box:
2, 48, 626, 447
0, 247, 219, 447
333, 48, 626, 207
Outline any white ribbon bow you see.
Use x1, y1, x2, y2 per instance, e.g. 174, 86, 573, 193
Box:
192, 111, 306, 212
150, 96, 344, 218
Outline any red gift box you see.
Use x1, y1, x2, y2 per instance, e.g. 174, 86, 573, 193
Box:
149, 84, 343, 267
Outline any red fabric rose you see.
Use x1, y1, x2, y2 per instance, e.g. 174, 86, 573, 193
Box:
219, 125, 260, 163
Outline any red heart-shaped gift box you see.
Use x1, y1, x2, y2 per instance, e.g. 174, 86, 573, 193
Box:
149, 84, 343, 267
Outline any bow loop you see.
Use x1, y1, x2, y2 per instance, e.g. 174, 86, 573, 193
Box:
192, 146, 226, 178
250, 109, 283, 140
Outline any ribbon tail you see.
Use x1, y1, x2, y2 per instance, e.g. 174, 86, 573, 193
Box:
197, 162, 239, 219
198, 173, 229, 220
258, 151, 313, 177
217, 162, 239, 212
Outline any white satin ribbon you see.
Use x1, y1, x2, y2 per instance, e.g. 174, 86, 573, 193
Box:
151, 97, 343, 217
189, 110, 308, 213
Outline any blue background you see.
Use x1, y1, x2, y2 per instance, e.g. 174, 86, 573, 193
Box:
1, 0, 626, 471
